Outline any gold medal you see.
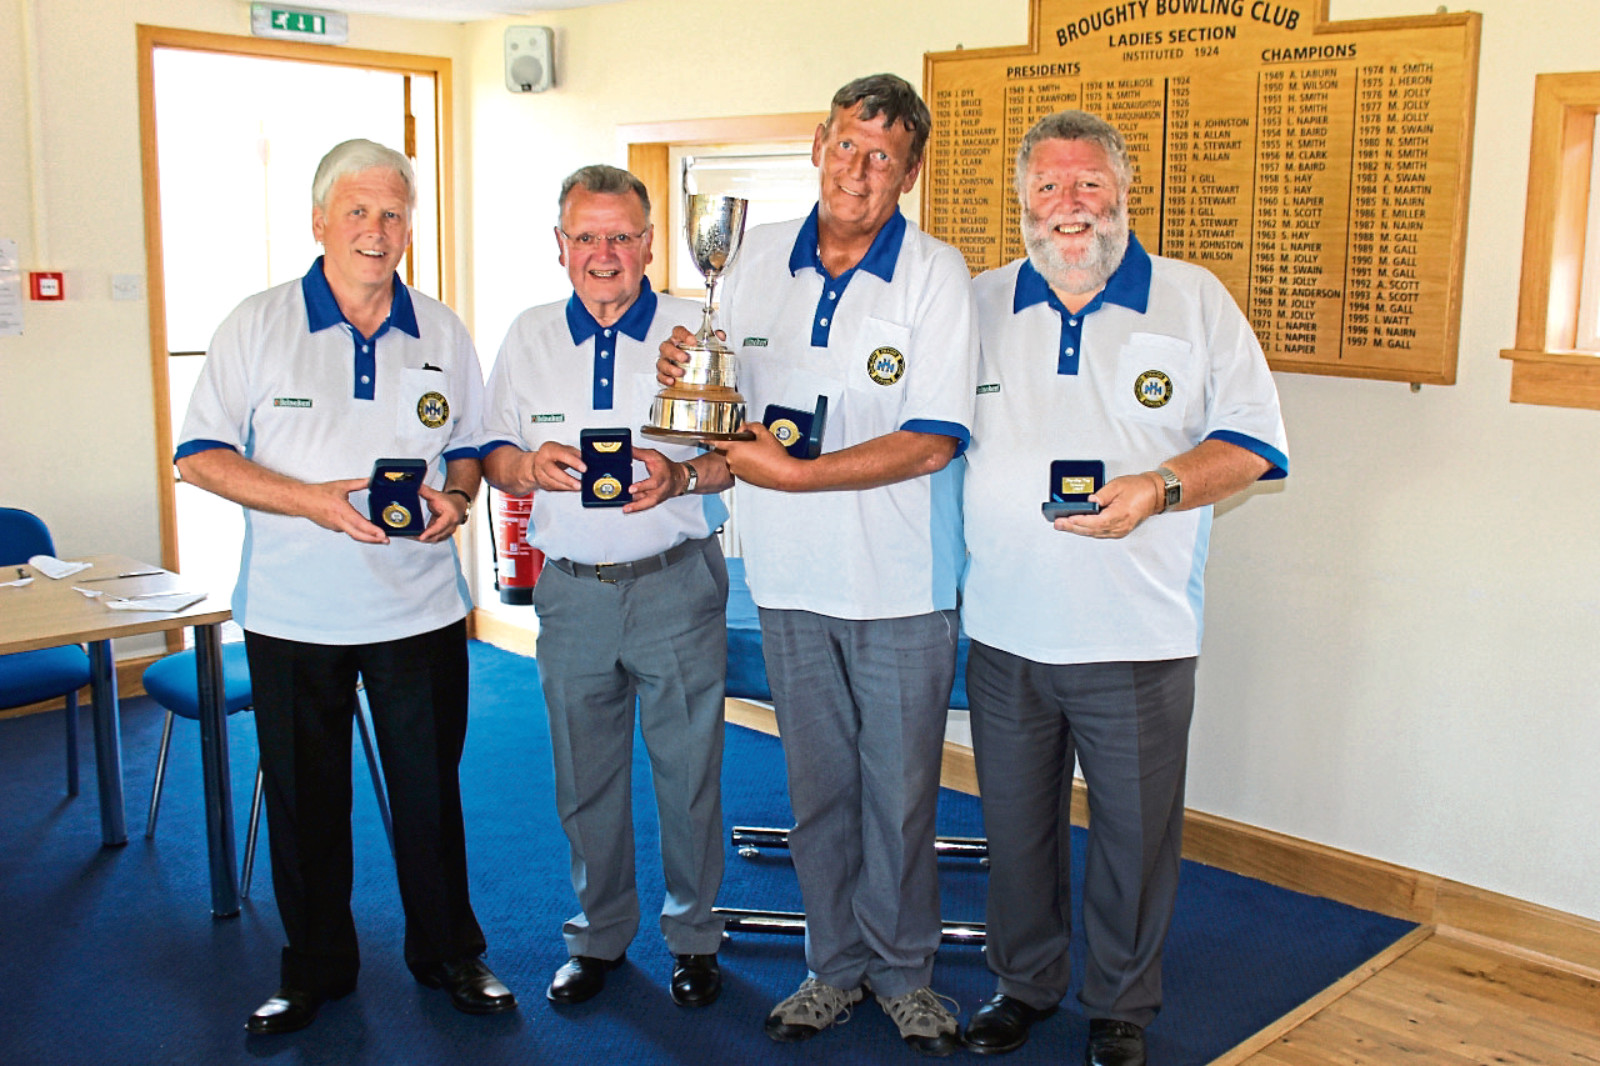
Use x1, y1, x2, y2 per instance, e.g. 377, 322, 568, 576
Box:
593, 475, 623, 501
381, 502, 413, 529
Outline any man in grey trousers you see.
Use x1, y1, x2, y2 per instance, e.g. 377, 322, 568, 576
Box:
960, 111, 1289, 1065
482, 164, 732, 1010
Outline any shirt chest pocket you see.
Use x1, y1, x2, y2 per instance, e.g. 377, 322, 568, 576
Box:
396, 368, 453, 454
1113, 333, 1195, 428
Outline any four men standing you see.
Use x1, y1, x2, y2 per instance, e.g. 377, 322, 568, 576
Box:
182, 83, 1285, 1065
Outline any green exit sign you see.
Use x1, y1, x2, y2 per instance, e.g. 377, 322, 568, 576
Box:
250, 4, 349, 44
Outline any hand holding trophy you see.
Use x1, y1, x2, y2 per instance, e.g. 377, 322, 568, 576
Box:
643, 193, 755, 442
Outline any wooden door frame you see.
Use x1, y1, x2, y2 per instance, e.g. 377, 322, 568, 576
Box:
135, 25, 455, 583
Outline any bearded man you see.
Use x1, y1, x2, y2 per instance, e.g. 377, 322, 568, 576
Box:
957, 111, 1289, 1066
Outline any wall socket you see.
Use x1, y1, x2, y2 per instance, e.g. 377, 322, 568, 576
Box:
111, 274, 145, 301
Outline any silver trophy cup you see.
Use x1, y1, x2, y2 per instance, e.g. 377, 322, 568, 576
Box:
643, 194, 755, 442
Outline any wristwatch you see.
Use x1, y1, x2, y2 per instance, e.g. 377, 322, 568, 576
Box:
445, 488, 473, 515
1155, 466, 1181, 513
681, 462, 699, 496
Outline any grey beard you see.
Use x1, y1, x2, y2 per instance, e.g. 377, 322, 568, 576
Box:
1023, 211, 1129, 297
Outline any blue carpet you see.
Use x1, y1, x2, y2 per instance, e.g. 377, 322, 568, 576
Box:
0, 641, 1412, 1065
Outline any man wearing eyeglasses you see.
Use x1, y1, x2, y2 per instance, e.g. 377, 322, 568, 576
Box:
481, 164, 732, 1010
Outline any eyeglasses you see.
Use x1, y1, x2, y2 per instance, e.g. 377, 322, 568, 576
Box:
558, 228, 649, 249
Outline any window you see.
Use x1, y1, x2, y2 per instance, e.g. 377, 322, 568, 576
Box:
1502, 72, 1600, 409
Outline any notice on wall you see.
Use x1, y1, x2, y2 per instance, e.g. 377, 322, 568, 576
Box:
922, 1, 1481, 384
0, 239, 22, 337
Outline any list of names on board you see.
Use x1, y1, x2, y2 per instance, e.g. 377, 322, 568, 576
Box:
923, 1, 1480, 384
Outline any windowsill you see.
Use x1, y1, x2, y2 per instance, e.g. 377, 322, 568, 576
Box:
1500, 348, 1600, 409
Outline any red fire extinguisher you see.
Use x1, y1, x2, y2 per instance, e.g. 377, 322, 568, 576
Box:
492, 489, 543, 605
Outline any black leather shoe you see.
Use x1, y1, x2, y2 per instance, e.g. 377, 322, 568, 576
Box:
670, 954, 721, 1007
245, 984, 348, 1035
414, 957, 518, 1015
1085, 1018, 1146, 1066
546, 953, 625, 1005
963, 994, 1057, 1055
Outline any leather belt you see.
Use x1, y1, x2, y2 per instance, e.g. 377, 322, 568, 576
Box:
548, 537, 706, 584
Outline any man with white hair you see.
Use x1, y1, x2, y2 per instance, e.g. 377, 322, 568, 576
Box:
178, 138, 515, 1035
960, 112, 1288, 1065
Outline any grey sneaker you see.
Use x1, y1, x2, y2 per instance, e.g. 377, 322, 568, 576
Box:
875, 986, 963, 1056
763, 978, 864, 1043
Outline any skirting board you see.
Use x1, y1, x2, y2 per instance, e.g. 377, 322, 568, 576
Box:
729, 696, 1600, 979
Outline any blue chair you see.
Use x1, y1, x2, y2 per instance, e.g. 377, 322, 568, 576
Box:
142, 642, 393, 900
0, 508, 92, 795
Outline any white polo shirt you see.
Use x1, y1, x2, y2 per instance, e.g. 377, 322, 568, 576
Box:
177, 258, 488, 645
962, 238, 1289, 664
719, 207, 978, 620
481, 284, 728, 565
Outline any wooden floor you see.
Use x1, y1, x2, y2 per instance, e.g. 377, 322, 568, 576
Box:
1224, 929, 1600, 1065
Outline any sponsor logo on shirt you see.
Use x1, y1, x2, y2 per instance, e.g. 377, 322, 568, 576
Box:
867, 346, 906, 386
742, 337, 769, 347
1134, 370, 1173, 408
417, 391, 450, 428
533, 413, 565, 424
273, 398, 312, 408
976, 383, 1000, 394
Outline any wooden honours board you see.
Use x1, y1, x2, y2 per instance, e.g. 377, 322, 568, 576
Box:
923, 0, 1480, 384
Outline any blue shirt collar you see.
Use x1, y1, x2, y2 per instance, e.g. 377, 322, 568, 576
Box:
787, 204, 907, 282
300, 256, 419, 338
1012, 232, 1152, 316
565, 277, 658, 345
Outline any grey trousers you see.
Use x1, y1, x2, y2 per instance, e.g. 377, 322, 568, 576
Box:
758, 607, 958, 998
967, 641, 1197, 1028
533, 537, 729, 959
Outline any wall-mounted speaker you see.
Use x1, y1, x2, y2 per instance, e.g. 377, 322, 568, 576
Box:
505, 26, 554, 94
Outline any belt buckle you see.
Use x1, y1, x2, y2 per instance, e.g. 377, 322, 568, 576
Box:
595, 562, 620, 584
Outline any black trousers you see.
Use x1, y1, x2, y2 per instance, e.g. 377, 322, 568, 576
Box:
246, 620, 486, 994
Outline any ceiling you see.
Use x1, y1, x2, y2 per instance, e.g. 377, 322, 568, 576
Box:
277, 0, 627, 21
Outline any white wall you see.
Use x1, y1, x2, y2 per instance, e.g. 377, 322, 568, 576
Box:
6, 0, 1599, 922
1191, 0, 1600, 921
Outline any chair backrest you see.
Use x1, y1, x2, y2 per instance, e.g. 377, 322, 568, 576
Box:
0, 508, 57, 567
